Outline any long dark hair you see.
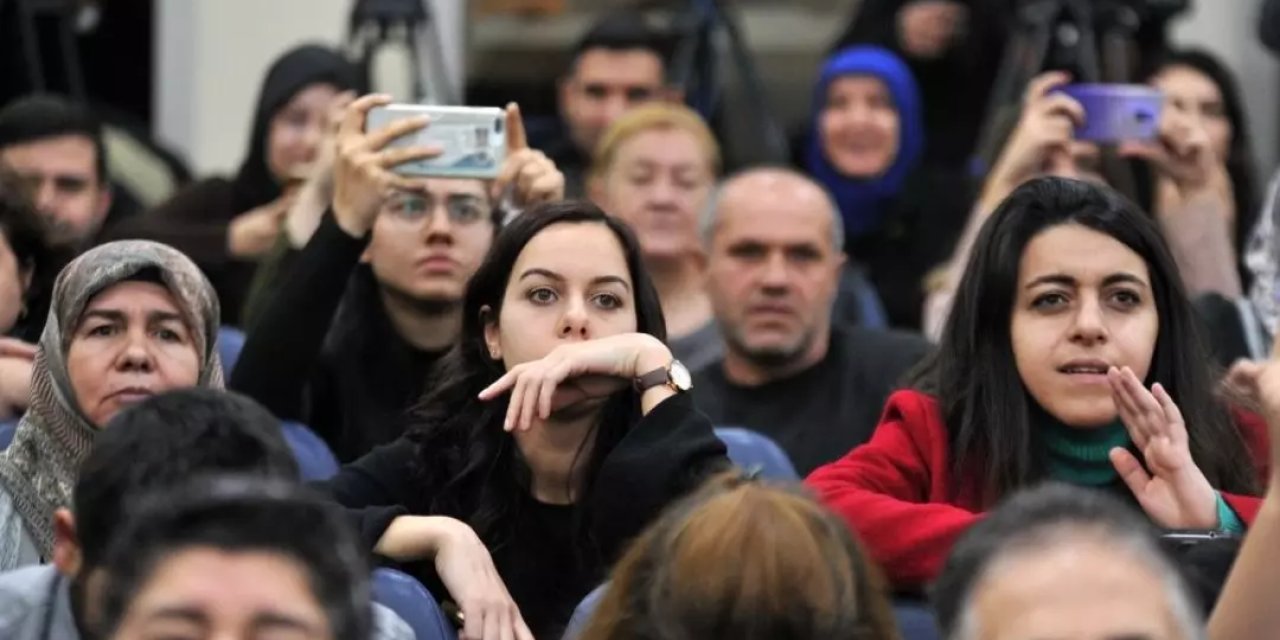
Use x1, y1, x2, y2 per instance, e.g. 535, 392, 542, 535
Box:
1137, 48, 1259, 285
406, 200, 666, 551
914, 177, 1258, 504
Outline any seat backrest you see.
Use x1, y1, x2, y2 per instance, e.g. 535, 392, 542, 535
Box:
281, 422, 340, 481
562, 583, 607, 640
0, 420, 16, 450
372, 568, 458, 640
217, 327, 247, 377
714, 427, 799, 480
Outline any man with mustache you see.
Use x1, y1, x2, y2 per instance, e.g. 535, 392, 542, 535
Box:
694, 167, 929, 476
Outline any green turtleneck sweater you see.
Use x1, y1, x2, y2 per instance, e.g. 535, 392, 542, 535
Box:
1040, 418, 1245, 534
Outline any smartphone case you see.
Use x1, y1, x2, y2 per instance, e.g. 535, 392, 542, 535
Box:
366, 105, 508, 179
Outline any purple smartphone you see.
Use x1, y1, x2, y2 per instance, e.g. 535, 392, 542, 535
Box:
1056, 84, 1163, 143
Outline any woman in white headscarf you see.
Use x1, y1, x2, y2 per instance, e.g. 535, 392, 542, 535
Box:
0, 240, 223, 569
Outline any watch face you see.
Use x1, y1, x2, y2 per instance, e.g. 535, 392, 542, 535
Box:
670, 360, 693, 391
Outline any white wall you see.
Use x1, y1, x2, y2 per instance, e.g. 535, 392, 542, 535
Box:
1172, 0, 1279, 174
154, 0, 467, 176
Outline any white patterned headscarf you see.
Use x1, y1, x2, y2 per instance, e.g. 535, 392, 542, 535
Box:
0, 241, 223, 562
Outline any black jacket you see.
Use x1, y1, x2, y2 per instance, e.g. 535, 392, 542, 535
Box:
321, 392, 729, 639
105, 45, 359, 326
230, 213, 443, 462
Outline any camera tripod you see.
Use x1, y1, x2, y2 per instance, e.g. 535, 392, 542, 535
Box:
347, 0, 457, 104
969, 0, 1152, 177
669, 0, 789, 165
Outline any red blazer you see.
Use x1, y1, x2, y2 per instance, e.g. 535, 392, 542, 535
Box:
805, 389, 1271, 589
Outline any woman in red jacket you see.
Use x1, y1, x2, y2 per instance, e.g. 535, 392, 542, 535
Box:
807, 176, 1268, 590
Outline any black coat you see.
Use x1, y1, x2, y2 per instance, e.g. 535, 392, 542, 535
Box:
322, 392, 729, 639
230, 213, 443, 462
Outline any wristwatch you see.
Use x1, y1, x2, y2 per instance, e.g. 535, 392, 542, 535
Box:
635, 360, 693, 393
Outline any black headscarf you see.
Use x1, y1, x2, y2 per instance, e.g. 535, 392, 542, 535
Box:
231, 44, 360, 213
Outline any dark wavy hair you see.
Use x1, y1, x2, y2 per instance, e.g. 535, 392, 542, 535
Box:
1136, 48, 1259, 286
912, 177, 1258, 504
407, 200, 666, 553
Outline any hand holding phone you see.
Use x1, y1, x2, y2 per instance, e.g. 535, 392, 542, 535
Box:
366, 104, 508, 180
331, 94, 441, 238
1055, 84, 1163, 144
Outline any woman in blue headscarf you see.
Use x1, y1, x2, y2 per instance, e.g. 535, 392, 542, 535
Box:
805, 45, 972, 330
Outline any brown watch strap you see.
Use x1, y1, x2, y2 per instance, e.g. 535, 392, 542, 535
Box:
634, 366, 670, 392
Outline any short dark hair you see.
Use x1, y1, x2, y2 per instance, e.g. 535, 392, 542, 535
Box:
568, 11, 669, 77
97, 476, 371, 640
932, 485, 1200, 639
73, 388, 299, 569
0, 94, 107, 183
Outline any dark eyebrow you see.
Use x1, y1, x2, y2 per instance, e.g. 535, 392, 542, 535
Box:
252, 611, 323, 633
1101, 273, 1149, 288
592, 276, 632, 292
520, 268, 564, 283
148, 311, 186, 324
518, 268, 632, 291
80, 309, 125, 324
1025, 272, 1148, 289
146, 606, 207, 626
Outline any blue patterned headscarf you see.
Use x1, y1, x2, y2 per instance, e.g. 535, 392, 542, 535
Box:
806, 46, 925, 240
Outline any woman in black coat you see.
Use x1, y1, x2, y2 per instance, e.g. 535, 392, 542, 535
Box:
104, 45, 359, 326
322, 198, 729, 640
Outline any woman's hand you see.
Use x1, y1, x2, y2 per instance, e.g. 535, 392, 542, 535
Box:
374, 516, 532, 640
1223, 356, 1280, 488
434, 520, 534, 640
478, 333, 671, 432
1107, 366, 1220, 529
491, 103, 565, 208
986, 72, 1084, 190
228, 194, 295, 259
285, 90, 356, 247
1122, 108, 1234, 219
331, 94, 442, 238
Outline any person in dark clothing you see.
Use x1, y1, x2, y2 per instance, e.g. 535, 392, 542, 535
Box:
0, 171, 55, 420
532, 10, 674, 197
0, 94, 114, 252
103, 44, 360, 326
833, 0, 1175, 170
0, 169, 57, 344
230, 95, 564, 463
696, 168, 930, 476
803, 46, 972, 330
1135, 49, 1259, 290
321, 200, 729, 640
832, 0, 1009, 169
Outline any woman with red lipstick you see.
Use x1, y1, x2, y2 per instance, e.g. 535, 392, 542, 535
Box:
807, 177, 1267, 593
0, 240, 221, 570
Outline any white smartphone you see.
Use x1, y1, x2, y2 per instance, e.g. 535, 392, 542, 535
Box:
365, 104, 507, 179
